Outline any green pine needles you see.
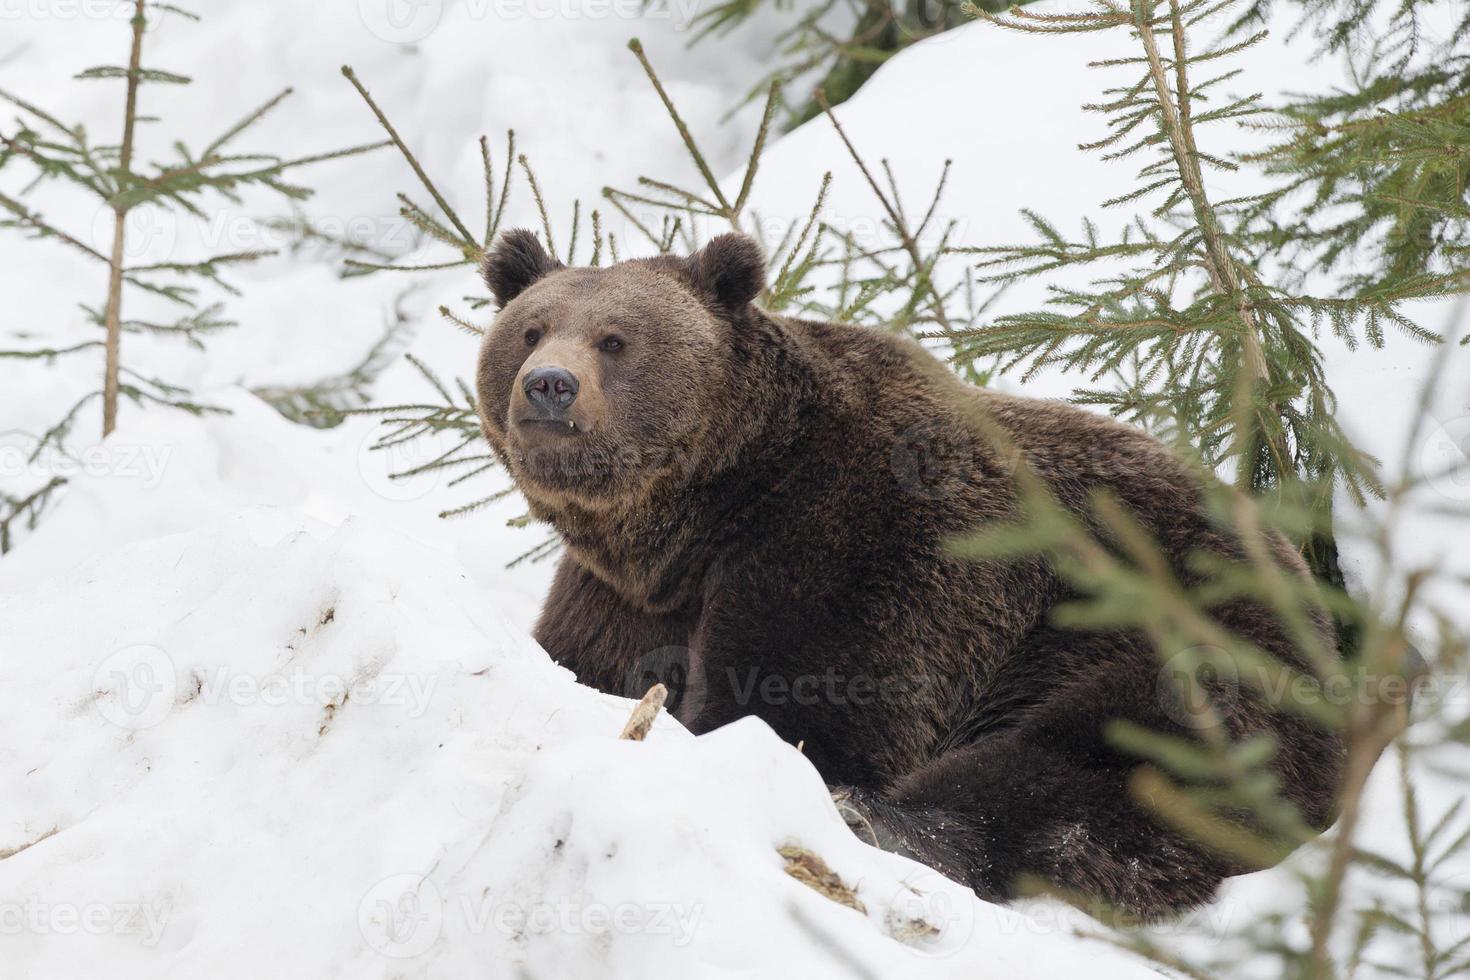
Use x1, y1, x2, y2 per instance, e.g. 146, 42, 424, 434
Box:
0, 0, 388, 552
1243, 0, 1470, 298
0, 0, 386, 550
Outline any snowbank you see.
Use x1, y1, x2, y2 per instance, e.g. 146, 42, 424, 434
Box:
0, 394, 1159, 978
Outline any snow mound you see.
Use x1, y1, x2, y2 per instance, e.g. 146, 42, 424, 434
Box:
0, 393, 1157, 978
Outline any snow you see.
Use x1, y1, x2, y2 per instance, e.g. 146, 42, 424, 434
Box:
1, 1, 1467, 978
0, 394, 1156, 979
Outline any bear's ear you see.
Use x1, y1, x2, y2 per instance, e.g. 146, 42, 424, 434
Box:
683, 233, 765, 310
481, 229, 563, 308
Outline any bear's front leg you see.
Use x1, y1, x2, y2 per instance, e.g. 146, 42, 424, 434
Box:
677, 585, 957, 790
534, 556, 699, 699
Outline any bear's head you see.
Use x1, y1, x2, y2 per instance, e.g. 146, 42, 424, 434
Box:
475, 228, 767, 513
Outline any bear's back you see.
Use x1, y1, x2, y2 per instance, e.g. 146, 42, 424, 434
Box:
776, 314, 1234, 567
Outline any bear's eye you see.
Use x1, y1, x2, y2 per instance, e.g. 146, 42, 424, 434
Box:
599, 335, 625, 353
523, 328, 542, 348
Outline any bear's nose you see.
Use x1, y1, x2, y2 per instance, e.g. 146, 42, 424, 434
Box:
523, 366, 579, 413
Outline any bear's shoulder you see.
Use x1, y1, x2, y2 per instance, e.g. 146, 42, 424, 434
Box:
769, 314, 1200, 504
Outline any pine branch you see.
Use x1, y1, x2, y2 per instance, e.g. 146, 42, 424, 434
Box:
1135, 0, 1279, 490
815, 89, 956, 338
627, 39, 733, 217
341, 65, 479, 254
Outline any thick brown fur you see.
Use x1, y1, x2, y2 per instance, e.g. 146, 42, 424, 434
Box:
474, 229, 1347, 920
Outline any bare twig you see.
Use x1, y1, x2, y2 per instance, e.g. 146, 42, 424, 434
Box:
618, 684, 668, 741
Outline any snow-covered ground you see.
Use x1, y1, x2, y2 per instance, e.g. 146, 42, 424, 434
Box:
1, 394, 1165, 979
1, 1, 1467, 978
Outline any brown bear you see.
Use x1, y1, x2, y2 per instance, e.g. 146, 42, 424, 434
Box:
473, 228, 1346, 919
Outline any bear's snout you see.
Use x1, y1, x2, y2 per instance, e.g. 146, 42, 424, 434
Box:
512, 353, 605, 443
523, 366, 579, 415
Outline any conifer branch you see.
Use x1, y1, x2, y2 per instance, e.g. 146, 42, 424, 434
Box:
518, 154, 557, 258
816, 89, 956, 338
1135, 0, 1278, 490
733, 82, 780, 217
627, 39, 733, 217
0, 341, 105, 360
0, 192, 111, 262
0, 476, 67, 555
341, 65, 478, 253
